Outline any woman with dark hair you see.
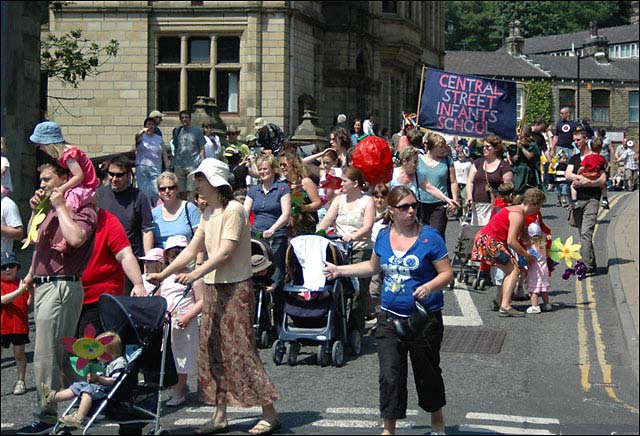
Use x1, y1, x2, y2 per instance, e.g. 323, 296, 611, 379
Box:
511, 129, 543, 196
317, 166, 375, 333
147, 159, 281, 436
134, 117, 171, 206
465, 134, 514, 226
415, 132, 460, 239
323, 185, 452, 436
351, 118, 364, 147
278, 152, 322, 237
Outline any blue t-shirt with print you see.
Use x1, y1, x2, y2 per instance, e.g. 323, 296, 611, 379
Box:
374, 225, 448, 316
248, 180, 291, 238
554, 120, 577, 148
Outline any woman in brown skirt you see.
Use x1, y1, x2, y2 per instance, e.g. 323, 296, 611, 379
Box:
147, 158, 281, 435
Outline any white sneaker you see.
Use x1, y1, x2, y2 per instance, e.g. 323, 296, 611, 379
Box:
13, 380, 26, 395
166, 396, 186, 407
526, 306, 541, 314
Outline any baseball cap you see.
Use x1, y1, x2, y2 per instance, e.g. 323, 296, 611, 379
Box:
1, 252, 20, 268
189, 158, 231, 188
527, 222, 542, 237
253, 117, 267, 130
165, 235, 189, 250
139, 247, 164, 262
30, 121, 65, 144
245, 134, 257, 143
148, 110, 165, 118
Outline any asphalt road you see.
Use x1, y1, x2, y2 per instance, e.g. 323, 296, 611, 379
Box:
2, 192, 638, 435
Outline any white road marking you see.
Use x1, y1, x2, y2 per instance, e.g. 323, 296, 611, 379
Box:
443, 286, 484, 326
465, 412, 560, 425
460, 424, 555, 434
1, 423, 15, 429
326, 407, 418, 416
174, 417, 257, 426
313, 419, 414, 429
183, 406, 261, 414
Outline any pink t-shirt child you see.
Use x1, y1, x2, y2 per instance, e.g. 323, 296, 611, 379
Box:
57, 146, 100, 211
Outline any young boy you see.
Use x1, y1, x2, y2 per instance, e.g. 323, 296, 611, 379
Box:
553, 150, 570, 207
1, 252, 31, 395
40, 331, 127, 429
570, 137, 609, 209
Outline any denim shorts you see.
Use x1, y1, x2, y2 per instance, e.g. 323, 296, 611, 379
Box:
557, 182, 569, 196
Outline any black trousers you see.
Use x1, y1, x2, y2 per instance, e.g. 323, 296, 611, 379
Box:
417, 202, 448, 240
375, 311, 446, 419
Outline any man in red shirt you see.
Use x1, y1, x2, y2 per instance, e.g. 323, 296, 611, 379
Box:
77, 206, 146, 337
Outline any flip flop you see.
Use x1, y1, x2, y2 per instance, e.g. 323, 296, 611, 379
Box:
249, 417, 282, 435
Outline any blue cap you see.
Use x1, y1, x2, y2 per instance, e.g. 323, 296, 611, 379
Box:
30, 121, 65, 145
1, 252, 19, 268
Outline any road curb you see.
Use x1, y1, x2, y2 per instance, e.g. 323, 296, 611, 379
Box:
606, 192, 639, 384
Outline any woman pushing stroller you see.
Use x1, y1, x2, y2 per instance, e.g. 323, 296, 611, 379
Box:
147, 159, 281, 436
323, 185, 452, 435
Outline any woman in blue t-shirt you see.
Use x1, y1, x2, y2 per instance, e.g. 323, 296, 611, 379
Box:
152, 172, 201, 249
323, 185, 452, 436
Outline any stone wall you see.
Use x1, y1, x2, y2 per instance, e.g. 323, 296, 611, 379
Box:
1, 1, 43, 216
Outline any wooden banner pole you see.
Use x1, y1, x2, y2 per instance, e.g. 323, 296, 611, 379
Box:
416, 65, 426, 127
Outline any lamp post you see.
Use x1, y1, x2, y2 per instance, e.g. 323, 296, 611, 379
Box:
575, 48, 606, 119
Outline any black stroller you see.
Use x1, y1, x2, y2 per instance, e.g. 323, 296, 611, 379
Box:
449, 224, 487, 290
251, 238, 277, 349
271, 234, 361, 367
52, 294, 178, 435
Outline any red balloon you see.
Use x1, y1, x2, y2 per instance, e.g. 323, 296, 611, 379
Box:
351, 135, 394, 186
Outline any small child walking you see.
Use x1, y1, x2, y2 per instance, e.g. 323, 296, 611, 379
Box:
40, 331, 127, 429
30, 121, 101, 251
157, 235, 203, 406
1, 252, 31, 395
524, 222, 552, 314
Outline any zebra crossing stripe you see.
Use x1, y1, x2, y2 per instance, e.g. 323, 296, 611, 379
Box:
326, 407, 418, 416
313, 419, 414, 429
0, 424, 15, 429
183, 406, 261, 414
443, 285, 484, 326
459, 424, 556, 435
465, 412, 560, 425
174, 417, 257, 426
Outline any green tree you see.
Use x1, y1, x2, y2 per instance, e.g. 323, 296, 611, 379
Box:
445, 1, 632, 51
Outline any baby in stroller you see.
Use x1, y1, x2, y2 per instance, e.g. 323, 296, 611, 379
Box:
40, 331, 126, 429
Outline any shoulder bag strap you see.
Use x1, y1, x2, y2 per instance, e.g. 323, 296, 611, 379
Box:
483, 159, 496, 205
184, 201, 194, 237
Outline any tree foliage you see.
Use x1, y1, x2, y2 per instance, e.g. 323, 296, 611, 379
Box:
41, 29, 119, 88
445, 1, 633, 52
524, 81, 553, 125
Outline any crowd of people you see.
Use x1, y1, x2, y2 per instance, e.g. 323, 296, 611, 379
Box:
0, 105, 638, 435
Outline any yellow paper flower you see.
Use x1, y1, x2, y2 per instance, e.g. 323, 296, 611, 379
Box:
549, 236, 582, 267
21, 195, 50, 249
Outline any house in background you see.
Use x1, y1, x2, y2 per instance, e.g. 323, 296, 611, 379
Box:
445, 21, 639, 140
43, 1, 445, 158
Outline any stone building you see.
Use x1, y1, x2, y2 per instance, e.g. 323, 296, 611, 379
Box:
43, 1, 445, 157
445, 21, 639, 138
1, 1, 44, 212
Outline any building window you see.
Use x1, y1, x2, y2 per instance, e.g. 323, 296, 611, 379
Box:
155, 35, 241, 114
610, 43, 639, 59
382, 1, 397, 13
591, 90, 610, 123
516, 87, 524, 121
630, 91, 639, 123
559, 89, 575, 118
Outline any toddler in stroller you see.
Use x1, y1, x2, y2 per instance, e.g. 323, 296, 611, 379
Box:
49, 294, 178, 435
271, 234, 361, 367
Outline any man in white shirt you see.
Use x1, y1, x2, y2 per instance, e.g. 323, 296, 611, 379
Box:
1, 195, 23, 257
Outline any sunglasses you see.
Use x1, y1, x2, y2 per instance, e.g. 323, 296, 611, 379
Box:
279, 163, 289, 168
108, 171, 127, 178
394, 202, 418, 211
158, 185, 177, 192
1, 264, 17, 271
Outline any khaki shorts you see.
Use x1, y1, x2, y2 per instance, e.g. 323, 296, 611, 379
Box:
175, 166, 196, 194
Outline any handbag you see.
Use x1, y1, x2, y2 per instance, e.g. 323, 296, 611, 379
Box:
568, 208, 577, 227
393, 300, 433, 341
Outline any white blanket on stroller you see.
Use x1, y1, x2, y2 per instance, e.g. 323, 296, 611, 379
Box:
290, 235, 330, 291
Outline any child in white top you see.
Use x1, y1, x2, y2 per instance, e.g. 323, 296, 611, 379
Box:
524, 222, 552, 314
158, 235, 203, 406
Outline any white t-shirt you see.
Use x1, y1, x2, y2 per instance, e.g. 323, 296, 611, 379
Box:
135, 133, 164, 168
1, 196, 23, 256
1, 156, 13, 192
454, 160, 473, 185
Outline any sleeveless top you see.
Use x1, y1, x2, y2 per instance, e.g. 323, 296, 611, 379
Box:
482, 207, 522, 244
335, 194, 372, 251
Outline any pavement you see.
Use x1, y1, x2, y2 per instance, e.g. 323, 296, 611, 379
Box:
607, 190, 639, 383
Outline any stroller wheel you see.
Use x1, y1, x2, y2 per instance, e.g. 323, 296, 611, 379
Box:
478, 278, 486, 290
331, 340, 345, 367
272, 340, 285, 366
286, 341, 299, 366
349, 330, 363, 356
259, 330, 270, 349
317, 343, 330, 367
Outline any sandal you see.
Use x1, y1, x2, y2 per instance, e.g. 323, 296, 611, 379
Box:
193, 420, 229, 435
249, 417, 282, 435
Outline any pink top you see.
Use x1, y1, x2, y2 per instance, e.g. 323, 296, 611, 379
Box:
58, 146, 100, 190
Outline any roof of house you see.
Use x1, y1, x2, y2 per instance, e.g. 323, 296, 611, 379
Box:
443, 51, 550, 79
496, 24, 639, 55
528, 55, 639, 81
